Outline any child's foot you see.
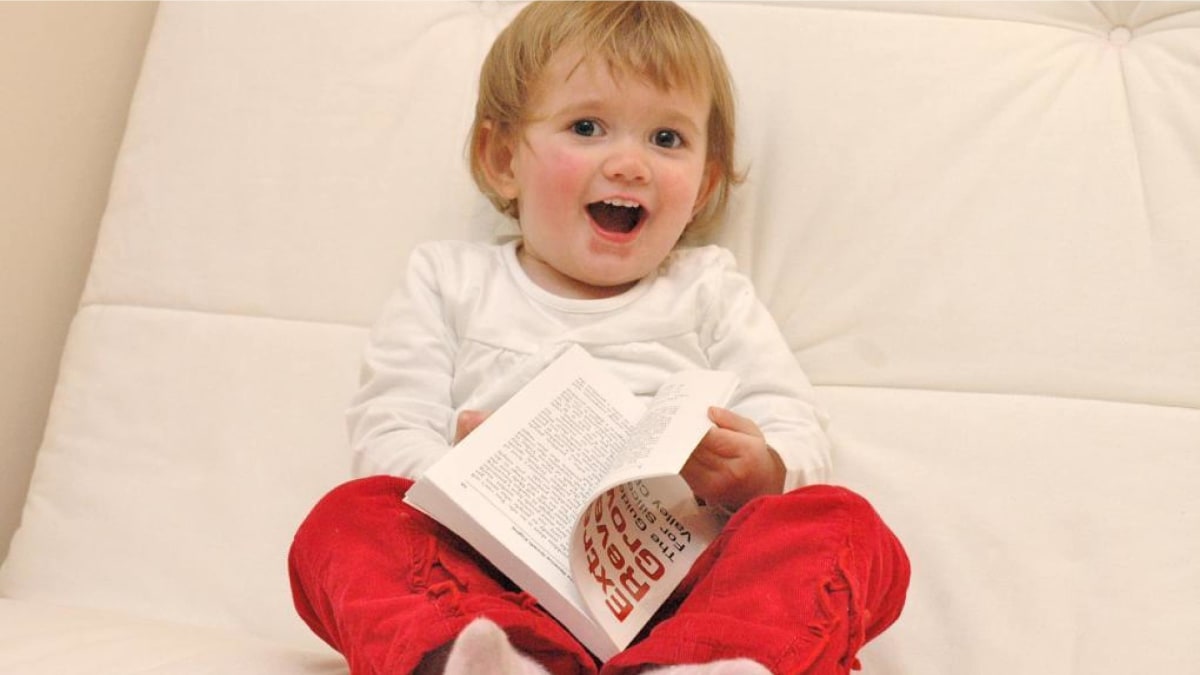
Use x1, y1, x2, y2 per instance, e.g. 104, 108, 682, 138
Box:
646, 659, 772, 675
443, 618, 551, 675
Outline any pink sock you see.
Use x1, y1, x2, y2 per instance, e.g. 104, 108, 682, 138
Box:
444, 618, 552, 675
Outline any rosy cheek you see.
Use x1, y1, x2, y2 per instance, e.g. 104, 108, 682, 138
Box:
542, 147, 589, 193
661, 168, 701, 212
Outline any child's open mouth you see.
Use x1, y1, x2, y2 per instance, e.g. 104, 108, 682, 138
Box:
587, 199, 645, 235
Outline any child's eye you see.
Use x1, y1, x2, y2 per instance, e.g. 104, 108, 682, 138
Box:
571, 119, 602, 137
652, 129, 684, 149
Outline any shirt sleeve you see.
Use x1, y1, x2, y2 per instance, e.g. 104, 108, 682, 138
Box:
700, 250, 832, 490
346, 244, 458, 479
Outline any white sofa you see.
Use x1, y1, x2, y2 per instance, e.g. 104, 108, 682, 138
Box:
2, 2, 1197, 673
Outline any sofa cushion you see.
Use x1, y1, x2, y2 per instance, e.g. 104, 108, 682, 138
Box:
0, 599, 345, 674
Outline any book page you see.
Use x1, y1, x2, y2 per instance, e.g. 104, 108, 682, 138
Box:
570, 476, 724, 649
464, 373, 636, 570
597, 369, 738, 493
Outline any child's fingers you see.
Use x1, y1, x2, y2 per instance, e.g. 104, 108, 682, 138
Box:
454, 409, 491, 444
695, 426, 746, 459
707, 406, 764, 438
680, 451, 725, 503
686, 420, 786, 507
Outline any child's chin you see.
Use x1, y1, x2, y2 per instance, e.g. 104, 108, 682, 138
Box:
583, 272, 644, 294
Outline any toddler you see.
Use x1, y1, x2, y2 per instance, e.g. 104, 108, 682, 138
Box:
289, 3, 909, 673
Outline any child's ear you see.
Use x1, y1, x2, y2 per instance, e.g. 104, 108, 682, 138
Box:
477, 120, 520, 201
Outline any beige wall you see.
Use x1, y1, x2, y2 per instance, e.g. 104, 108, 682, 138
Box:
0, 2, 158, 562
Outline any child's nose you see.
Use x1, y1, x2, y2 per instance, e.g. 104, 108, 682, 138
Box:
602, 142, 650, 184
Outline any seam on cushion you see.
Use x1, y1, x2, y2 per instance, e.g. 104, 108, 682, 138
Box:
814, 383, 1200, 414
722, 2, 1117, 37
1113, 31, 1154, 238
1135, 24, 1200, 36
76, 300, 369, 332
1125, 12, 1200, 34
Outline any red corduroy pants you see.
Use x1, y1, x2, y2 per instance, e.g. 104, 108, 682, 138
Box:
289, 476, 909, 675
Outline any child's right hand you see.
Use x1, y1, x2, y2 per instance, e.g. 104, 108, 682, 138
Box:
454, 409, 492, 444
681, 406, 786, 510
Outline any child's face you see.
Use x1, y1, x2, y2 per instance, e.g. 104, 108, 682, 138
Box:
490, 50, 716, 299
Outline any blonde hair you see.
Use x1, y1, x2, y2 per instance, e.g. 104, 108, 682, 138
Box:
468, 1, 742, 240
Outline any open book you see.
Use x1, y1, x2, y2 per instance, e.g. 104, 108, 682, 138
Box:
404, 344, 737, 660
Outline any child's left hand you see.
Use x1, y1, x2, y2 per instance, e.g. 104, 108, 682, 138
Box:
681, 407, 786, 510
454, 409, 492, 444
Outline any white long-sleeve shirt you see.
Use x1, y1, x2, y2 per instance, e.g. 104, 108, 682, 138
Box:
348, 239, 831, 491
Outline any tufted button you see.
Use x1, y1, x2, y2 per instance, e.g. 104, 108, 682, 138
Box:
1109, 26, 1133, 46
